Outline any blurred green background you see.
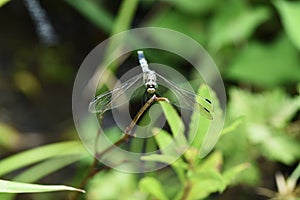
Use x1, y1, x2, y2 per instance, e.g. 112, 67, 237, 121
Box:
0, 0, 300, 200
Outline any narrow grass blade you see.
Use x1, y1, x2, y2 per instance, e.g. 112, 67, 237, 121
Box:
0, 179, 85, 193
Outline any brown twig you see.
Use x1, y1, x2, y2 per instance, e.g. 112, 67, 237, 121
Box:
69, 95, 167, 200
180, 181, 192, 200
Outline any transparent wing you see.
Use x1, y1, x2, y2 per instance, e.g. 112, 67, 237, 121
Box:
89, 74, 143, 113
156, 73, 213, 119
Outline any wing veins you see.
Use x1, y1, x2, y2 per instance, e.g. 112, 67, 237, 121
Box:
155, 73, 213, 119
89, 74, 143, 113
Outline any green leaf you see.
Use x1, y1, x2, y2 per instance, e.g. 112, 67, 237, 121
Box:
145, 137, 158, 153
189, 85, 213, 149
159, 102, 188, 147
13, 156, 83, 183
196, 151, 223, 172
141, 154, 188, 170
258, 133, 300, 165
274, 1, 300, 50
101, 0, 139, 72
0, 0, 10, 7
0, 155, 86, 200
189, 85, 223, 158
223, 163, 250, 185
151, 128, 188, 171
221, 117, 244, 136
229, 88, 300, 127
110, 0, 139, 35
215, 87, 298, 184
0, 123, 20, 149
0, 179, 84, 193
153, 128, 177, 156
269, 95, 300, 129
162, 0, 218, 15
13, 70, 42, 98
188, 170, 225, 199
0, 141, 86, 176
87, 171, 136, 200
145, 154, 188, 184
227, 88, 300, 164
288, 162, 300, 189
183, 147, 199, 165
139, 177, 169, 200
208, 3, 270, 51
148, 9, 206, 49
227, 35, 300, 87
150, 128, 188, 183
64, 0, 113, 33
141, 154, 178, 165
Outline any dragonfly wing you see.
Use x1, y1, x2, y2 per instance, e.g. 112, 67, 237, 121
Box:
156, 73, 213, 119
89, 74, 143, 113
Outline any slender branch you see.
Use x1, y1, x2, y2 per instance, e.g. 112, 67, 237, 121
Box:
95, 94, 159, 158
124, 94, 158, 135
180, 181, 192, 200
69, 95, 168, 200
94, 113, 104, 153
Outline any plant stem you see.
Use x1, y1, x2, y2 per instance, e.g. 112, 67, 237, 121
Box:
180, 181, 192, 200
69, 94, 168, 200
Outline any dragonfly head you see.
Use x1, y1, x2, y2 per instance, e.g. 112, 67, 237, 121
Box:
144, 70, 157, 94
146, 84, 156, 94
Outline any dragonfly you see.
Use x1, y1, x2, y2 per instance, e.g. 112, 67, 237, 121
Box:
89, 51, 213, 119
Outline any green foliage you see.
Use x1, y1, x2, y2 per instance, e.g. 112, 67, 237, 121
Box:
86, 171, 137, 200
217, 88, 300, 184
186, 85, 218, 161
187, 168, 225, 200
149, 10, 206, 45
39, 48, 74, 83
0, 141, 89, 199
2, 0, 300, 199
0, 141, 87, 177
140, 85, 247, 200
61, 0, 300, 90
14, 47, 74, 84
110, 0, 139, 35
274, 0, 300, 50
226, 36, 300, 87
208, 1, 271, 52
0, 123, 20, 150
160, 102, 187, 147
12, 156, 83, 183
13, 70, 42, 98
139, 177, 169, 200
162, 0, 217, 15
0, 179, 84, 194
0, 0, 9, 7
64, 0, 113, 33
220, 116, 244, 136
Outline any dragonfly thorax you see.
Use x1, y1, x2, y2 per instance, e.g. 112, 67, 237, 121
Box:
144, 70, 157, 94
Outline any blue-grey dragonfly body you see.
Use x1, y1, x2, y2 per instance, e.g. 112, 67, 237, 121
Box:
138, 51, 157, 94
89, 51, 213, 119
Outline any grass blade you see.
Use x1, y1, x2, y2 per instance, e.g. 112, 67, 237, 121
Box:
0, 179, 84, 193
64, 0, 113, 33
0, 141, 86, 176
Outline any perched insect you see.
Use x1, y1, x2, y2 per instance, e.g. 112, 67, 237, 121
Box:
89, 51, 213, 119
